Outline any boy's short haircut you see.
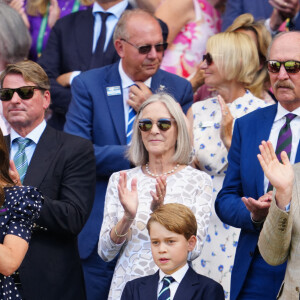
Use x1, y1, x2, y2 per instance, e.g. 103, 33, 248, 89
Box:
146, 203, 197, 240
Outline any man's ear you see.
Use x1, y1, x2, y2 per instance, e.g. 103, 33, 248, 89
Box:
115, 39, 125, 58
187, 235, 197, 252
42, 90, 51, 110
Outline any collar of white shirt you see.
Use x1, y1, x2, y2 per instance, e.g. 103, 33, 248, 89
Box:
158, 263, 189, 285
274, 102, 300, 122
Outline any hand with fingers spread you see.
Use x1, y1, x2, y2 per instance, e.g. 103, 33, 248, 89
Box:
9, 160, 21, 186
242, 192, 272, 223
217, 95, 234, 150
257, 140, 294, 209
117, 171, 138, 220
127, 82, 153, 112
150, 175, 167, 212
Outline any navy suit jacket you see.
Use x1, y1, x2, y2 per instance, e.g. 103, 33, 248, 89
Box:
6, 126, 96, 300
38, 6, 130, 130
215, 104, 300, 300
64, 61, 193, 259
121, 267, 224, 300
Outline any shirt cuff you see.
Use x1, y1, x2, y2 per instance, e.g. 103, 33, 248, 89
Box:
70, 71, 81, 85
264, 18, 278, 36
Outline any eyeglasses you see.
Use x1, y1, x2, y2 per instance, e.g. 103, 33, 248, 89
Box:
267, 60, 300, 74
0, 86, 44, 101
202, 53, 213, 66
121, 39, 168, 55
138, 118, 174, 132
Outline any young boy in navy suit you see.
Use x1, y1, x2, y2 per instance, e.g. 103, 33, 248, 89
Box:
121, 203, 224, 300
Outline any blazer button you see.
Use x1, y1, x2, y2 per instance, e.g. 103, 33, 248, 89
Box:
250, 251, 254, 257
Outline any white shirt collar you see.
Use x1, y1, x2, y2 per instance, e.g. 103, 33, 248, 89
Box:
158, 263, 189, 284
10, 120, 46, 145
274, 102, 300, 122
92, 0, 128, 17
118, 60, 152, 89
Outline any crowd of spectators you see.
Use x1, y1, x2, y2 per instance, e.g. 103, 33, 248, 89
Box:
1, 0, 300, 300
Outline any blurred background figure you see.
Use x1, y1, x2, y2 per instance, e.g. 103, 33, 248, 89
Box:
0, 2, 31, 135
25, 0, 94, 61
98, 93, 212, 300
187, 31, 269, 298
226, 13, 275, 104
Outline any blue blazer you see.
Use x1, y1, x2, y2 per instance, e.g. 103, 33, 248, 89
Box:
121, 267, 224, 300
64, 61, 193, 259
215, 104, 300, 300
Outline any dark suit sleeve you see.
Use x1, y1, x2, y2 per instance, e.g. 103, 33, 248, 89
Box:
38, 22, 72, 115
215, 119, 256, 232
221, 0, 243, 31
179, 80, 193, 114
121, 282, 134, 300
202, 281, 225, 300
64, 75, 131, 177
36, 137, 96, 236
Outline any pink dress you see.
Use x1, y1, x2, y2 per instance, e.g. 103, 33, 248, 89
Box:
160, 0, 221, 78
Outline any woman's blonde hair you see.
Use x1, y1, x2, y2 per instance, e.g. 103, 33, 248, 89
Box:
206, 31, 259, 87
127, 93, 191, 166
226, 13, 272, 98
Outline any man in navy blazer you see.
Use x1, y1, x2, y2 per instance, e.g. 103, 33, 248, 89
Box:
122, 268, 224, 300
64, 8, 193, 300
38, 0, 131, 130
216, 32, 300, 299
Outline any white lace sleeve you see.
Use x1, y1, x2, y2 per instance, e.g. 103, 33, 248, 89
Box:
187, 169, 213, 261
98, 172, 126, 261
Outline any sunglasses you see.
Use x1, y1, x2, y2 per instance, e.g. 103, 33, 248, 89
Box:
0, 86, 44, 101
267, 60, 300, 74
121, 39, 168, 55
202, 52, 213, 66
138, 118, 174, 132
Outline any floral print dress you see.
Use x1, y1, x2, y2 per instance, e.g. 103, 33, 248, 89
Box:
191, 91, 269, 299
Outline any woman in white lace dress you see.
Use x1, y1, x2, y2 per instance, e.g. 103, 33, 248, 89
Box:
98, 93, 213, 300
187, 31, 270, 298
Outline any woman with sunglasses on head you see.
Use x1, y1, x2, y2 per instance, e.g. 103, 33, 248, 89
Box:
0, 127, 43, 299
186, 31, 270, 297
98, 93, 213, 300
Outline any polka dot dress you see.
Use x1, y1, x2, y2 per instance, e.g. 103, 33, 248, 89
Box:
0, 186, 43, 299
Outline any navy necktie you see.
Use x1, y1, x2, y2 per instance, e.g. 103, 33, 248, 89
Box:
158, 276, 175, 300
90, 12, 112, 68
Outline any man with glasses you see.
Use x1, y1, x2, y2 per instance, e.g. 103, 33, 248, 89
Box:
215, 31, 300, 300
64, 8, 193, 300
0, 60, 96, 300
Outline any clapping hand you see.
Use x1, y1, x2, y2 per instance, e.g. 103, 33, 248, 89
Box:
118, 171, 138, 220
150, 175, 167, 212
257, 140, 294, 209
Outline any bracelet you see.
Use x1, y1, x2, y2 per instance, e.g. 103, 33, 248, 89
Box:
114, 225, 128, 238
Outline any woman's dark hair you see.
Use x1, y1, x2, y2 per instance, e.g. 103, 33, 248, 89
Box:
0, 129, 14, 206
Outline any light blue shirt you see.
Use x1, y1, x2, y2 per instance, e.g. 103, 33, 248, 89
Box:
10, 120, 46, 164
92, 0, 128, 52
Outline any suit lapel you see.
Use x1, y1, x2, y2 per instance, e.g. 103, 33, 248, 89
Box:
23, 126, 60, 187
150, 70, 164, 93
139, 271, 159, 299
254, 104, 278, 196
174, 267, 198, 300
75, 8, 94, 70
104, 63, 126, 144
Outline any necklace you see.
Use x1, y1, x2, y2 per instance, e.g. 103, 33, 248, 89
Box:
145, 163, 180, 177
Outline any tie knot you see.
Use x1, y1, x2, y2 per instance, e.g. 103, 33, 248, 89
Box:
162, 276, 175, 286
285, 113, 297, 124
98, 12, 112, 23
14, 137, 32, 150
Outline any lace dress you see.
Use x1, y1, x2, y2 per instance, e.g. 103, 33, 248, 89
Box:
0, 186, 43, 300
98, 166, 212, 300
160, 0, 221, 78
190, 90, 269, 299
